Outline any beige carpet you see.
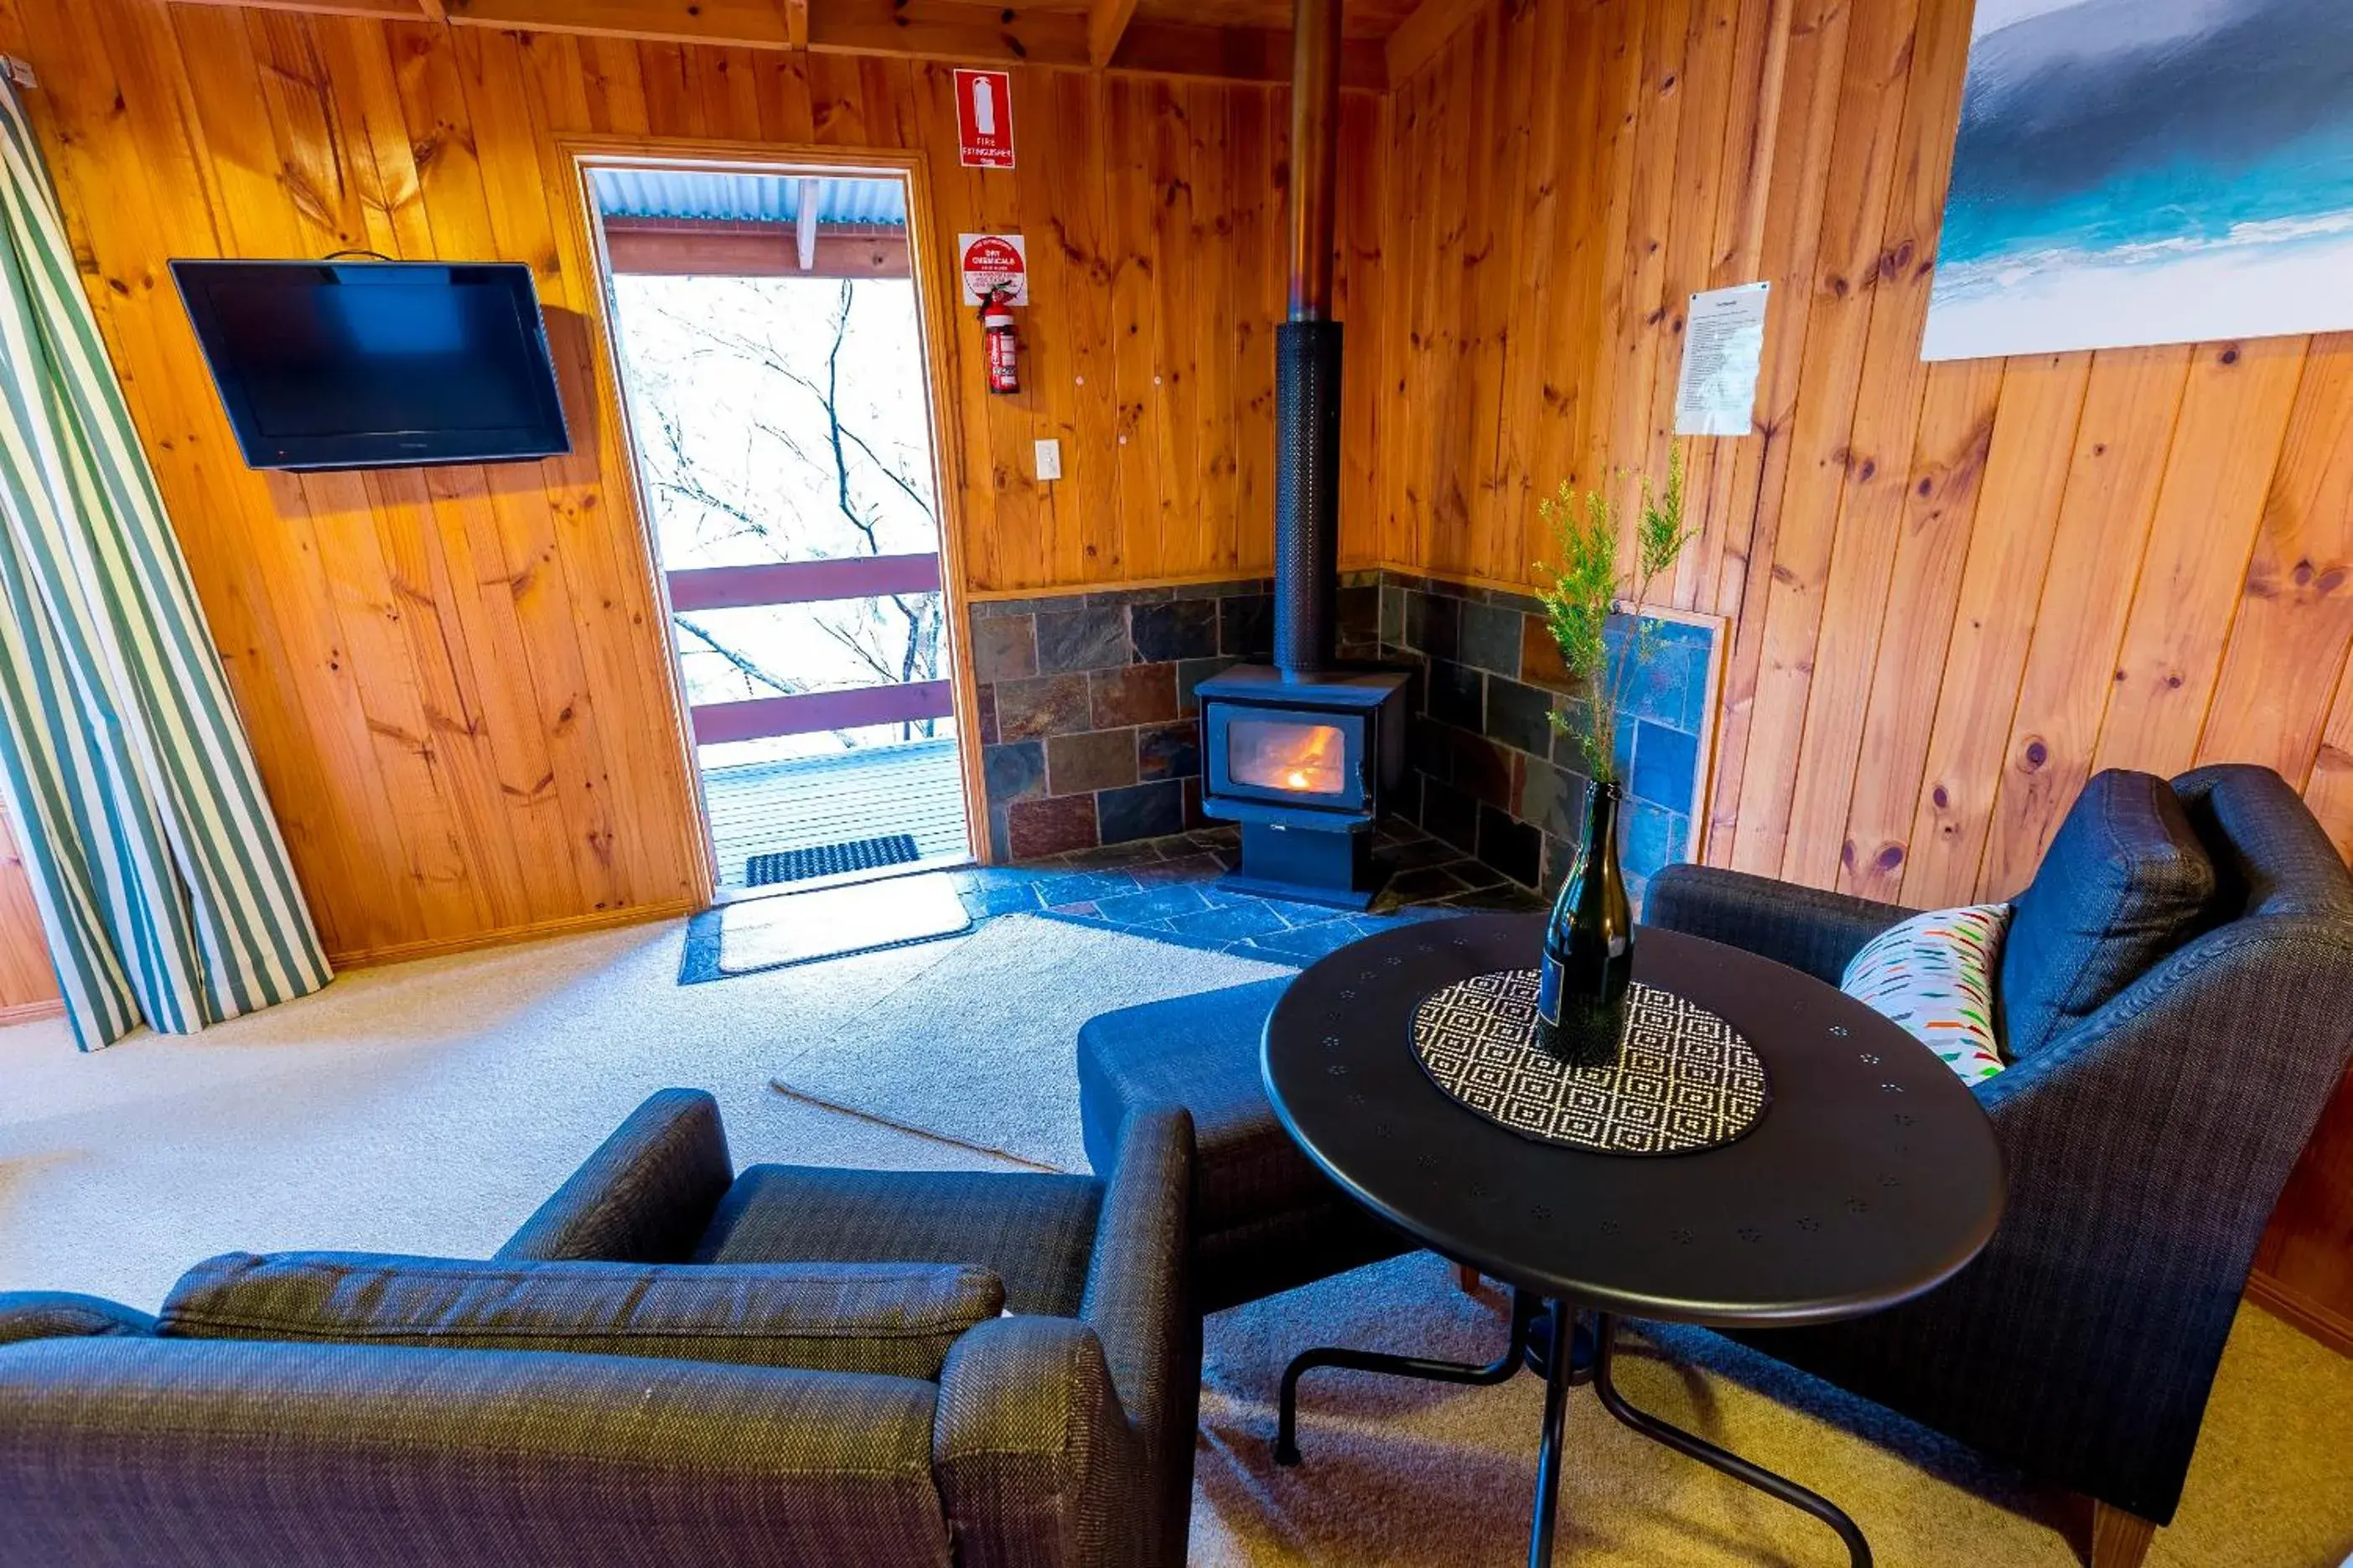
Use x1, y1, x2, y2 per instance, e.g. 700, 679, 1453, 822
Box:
773, 914, 1289, 1171
2, 919, 2348, 1565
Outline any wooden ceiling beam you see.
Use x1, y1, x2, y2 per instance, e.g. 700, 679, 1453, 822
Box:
1086, 0, 1141, 69
167, 0, 1388, 89
1382, 0, 1484, 85
1114, 19, 1388, 92
170, 0, 429, 19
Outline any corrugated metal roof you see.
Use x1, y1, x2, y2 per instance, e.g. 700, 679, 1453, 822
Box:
589, 168, 906, 227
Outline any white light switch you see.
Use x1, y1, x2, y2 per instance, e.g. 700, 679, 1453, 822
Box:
1034, 439, 1063, 482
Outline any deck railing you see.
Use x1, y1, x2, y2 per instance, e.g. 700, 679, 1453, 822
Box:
671, 552, 952, 744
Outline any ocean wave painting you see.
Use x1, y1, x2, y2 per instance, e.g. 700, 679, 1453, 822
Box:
1920, 0, 2353, 362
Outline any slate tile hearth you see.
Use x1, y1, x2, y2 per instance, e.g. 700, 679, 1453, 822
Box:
948, 818, 1540, 963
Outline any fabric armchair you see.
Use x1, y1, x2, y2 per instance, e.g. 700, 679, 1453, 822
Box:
497, 1086, 737, 1264
0, 1093, 1200, 1568
1645, 765, 2353, 1543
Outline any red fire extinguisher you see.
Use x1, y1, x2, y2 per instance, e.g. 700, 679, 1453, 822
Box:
981, 287, 1019, 396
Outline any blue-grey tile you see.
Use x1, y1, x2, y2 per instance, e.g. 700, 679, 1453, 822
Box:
1519, 759, 1591, 843
1428, 660, 1484, 731
1093, 882, 1213, 924
1422, 778, 1480, 852
1220, 595, 1272, 660
1033, 869, 1141, 905
1138, 718, 1202, 781
1177, 655, 1241, 714
1478, 806, 1543, 889
1380, 585, 1406, 645
1622, 800, 1689, 882
965, 878, 1047, 916
1620, 641, 1697, 727
1165, 900, 1291, 940
1486, 677, 1555, 758
1128, 849, 1225, 884
1035, 606, 1131, 672
1132, 599, 1220, 661
1420, 593, 1460, 661
1630, 720, 1700, 816
970, 614, 1038, 683
982, 740, 1047, 805
1241, 919, 1366, 961
1458, 601, 1524, 677
1097, 779, 1187, 844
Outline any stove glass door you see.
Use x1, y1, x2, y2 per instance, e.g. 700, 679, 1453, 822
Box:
1228, 717, 1348, 795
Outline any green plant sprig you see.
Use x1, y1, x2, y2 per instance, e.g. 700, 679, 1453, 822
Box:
1532, 442, 1695, 784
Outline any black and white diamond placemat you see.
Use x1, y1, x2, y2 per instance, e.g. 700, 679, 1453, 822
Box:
1412, 969, 1770, 1155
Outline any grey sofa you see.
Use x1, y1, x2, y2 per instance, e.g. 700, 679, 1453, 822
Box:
0, 1089, 1200, 1568
1646, 764, 2353, 1557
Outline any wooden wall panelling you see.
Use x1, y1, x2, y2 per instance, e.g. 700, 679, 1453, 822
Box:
1832, 355, 2001, 901
1100, 75, 1164, 577
1974, 347, 2194, 899
1693, 0, 1850, 865
1143, 79, 1205, 576
1895, 354, 2088, 907
2091, 339, 2308, 778
2197, 342, 2353, 779
1226, 85, 1272, 573
1670, 0, 1780, 616
1483, 0, 1574, 564
2254, 1063, 2353, 1356
1592, 0, 1690, 572
1629, 0, 1736, 598
1337, 87, 1386, 568
2307, 656, 2353, 862
1722, 0, 1917, 879
1774, 0, 1953, 889
1043, 70, 1125, 584
1453, 0, 1534, 584
1187, 80, 1239, 575
0, 805, 60, 1022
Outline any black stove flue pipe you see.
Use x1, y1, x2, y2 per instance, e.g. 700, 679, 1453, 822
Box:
1272, 0, 1345, 681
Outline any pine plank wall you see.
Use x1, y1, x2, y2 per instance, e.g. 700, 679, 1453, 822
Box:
0, 0, 2348, 1341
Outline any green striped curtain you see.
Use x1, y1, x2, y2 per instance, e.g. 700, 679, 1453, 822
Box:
0, 83, 331, 1050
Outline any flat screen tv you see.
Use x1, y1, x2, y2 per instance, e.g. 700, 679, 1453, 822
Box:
170, 259, 571, 472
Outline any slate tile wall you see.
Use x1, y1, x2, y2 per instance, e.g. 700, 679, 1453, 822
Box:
1375, 573, 1717, 908
966, 567, 1703, 887
970, 575, 1379, 860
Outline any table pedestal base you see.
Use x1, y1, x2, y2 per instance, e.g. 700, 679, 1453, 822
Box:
1273, 1291, 1872, 1568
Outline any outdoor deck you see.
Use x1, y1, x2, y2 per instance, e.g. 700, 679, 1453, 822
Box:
702, 737, 970, 892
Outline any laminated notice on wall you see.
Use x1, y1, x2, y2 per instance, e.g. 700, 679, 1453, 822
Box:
1675, 282, 1770, 437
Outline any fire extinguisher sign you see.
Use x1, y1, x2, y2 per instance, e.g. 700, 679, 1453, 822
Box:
952, 69, 1014, 168
957, 233, 1029, 306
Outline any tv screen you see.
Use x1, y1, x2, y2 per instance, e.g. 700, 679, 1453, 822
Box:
169, 259, 572, 472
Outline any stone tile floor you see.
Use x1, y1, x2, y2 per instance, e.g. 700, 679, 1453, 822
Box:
948, 816, 1543, 965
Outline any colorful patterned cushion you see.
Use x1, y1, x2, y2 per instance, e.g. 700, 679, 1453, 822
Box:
1840, 903, 2013, 1084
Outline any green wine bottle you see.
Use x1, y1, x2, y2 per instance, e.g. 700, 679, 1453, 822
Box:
1534, 778, 1633, 1068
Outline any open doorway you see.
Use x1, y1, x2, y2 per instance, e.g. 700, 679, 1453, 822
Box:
586, 164, 970, 898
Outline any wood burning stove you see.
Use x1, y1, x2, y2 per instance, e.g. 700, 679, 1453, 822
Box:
1196, 0, 1408, 908
1196, 665, 1409, 908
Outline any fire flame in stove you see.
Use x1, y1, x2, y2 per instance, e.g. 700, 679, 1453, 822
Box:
1232, 718, 1346, 795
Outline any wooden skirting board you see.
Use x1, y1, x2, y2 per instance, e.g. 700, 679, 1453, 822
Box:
326, 898, 702, 972
2244, 1268, 2353, 1361
0, 997, 64, 1028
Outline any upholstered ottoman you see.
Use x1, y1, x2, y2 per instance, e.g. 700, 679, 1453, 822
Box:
1078, 978, 1410, 1313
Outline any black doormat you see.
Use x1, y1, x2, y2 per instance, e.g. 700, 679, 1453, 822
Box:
748, 833, 921, 887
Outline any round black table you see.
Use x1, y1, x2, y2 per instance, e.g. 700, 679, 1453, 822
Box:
1261, 913, 2004, 1568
